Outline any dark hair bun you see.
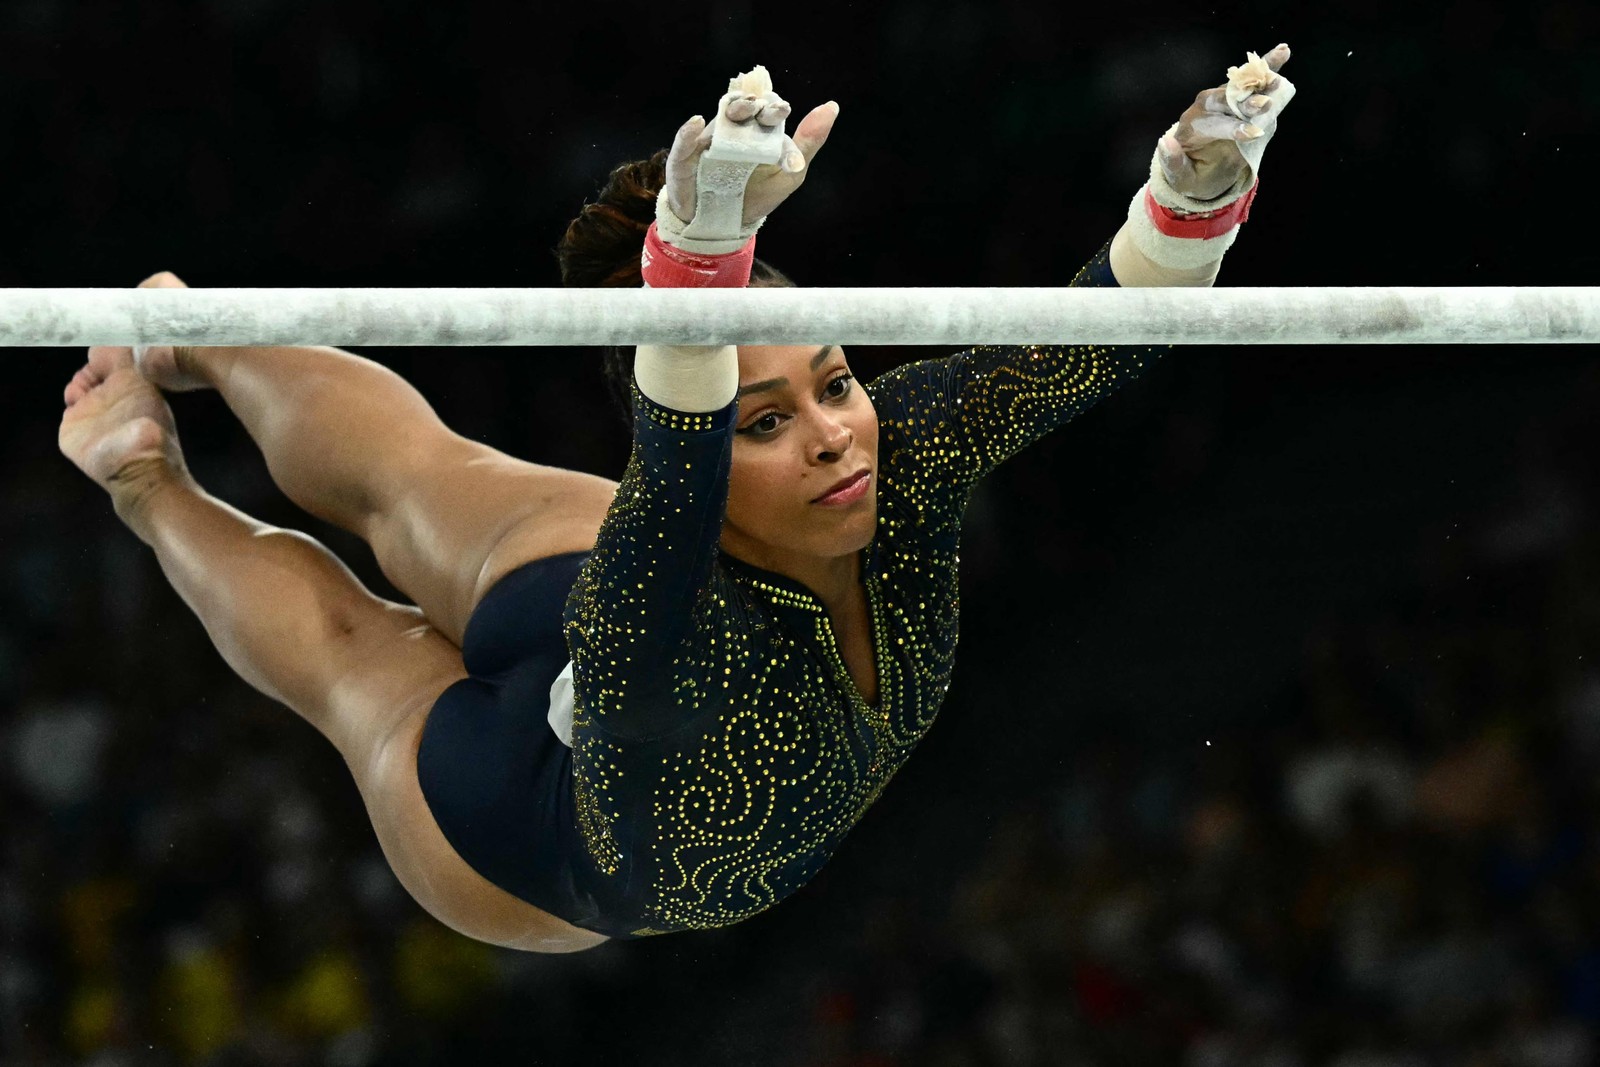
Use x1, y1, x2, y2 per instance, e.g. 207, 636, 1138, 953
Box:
555, 149, 668, 289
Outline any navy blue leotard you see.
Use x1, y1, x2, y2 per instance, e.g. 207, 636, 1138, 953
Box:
419, 244, 1150, 938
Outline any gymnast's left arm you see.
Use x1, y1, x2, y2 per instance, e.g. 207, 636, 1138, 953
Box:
1106, 42, 1296, 288
867, 44, 1296, 491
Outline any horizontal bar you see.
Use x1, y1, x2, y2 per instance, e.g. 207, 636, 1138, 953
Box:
0, 287, 1595, 347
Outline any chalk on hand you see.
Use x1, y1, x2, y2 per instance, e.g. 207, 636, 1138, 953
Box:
1224, 52, 1275, 121
705, 64, 786, 166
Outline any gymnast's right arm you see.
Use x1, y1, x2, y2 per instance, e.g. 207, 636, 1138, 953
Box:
562, 70, 839, 744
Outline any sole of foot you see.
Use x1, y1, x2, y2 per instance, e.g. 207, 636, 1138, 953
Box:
60, 345, 189, 495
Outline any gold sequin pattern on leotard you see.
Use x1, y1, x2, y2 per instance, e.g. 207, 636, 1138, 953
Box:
564, 242, 1164, 935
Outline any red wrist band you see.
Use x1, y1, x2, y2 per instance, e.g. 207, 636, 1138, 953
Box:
1144, 179, 1259, 240
641, 222, 756, 288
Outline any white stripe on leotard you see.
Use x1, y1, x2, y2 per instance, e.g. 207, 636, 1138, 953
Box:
547, 660, 575, 748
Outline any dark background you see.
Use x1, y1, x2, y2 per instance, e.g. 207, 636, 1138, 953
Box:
2, 1, 1597, 1064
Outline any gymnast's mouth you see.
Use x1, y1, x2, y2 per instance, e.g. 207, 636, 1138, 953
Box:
812, 469, 872, 506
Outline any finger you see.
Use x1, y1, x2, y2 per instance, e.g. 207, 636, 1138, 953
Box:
778, 134, 805, 174
667, 115, 710, 163
1188, 112, 1257, 144
1200, 87, 1232, 113
755, 97, 792, 128
725, 95, 761, 123
665, 115, 708, 220
1156, 133, 1196, 188
1263, 42, 1290, 72
789, 100, 839, 164
1187, 86, 1249, 126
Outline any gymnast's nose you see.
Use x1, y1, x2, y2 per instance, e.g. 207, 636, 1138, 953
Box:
811, 415, 853, 463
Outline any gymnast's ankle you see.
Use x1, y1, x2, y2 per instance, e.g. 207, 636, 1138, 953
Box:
110, 457, 195, 537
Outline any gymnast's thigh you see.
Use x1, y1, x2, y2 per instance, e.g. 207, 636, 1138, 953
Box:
368, 432, 618, 647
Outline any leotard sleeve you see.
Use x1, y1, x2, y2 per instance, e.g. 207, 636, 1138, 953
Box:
867, 241, 1160, 514
562, 389, 736, 747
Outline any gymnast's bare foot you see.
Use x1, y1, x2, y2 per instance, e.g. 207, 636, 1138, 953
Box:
131, 272, 211, 392
59, 343, 193, 523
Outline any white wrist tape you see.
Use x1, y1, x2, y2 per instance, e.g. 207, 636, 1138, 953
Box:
1124, 140, 1254, 271
655, 183, 764, 256
633, 338, 739, 414
1123, 204, 1240, 270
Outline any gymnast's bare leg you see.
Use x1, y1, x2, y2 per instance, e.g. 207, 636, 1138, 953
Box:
132, 272, 618, 647
58, 342, 606, 952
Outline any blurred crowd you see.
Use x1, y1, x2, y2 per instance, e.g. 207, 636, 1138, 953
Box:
803, 508, 1600, 1065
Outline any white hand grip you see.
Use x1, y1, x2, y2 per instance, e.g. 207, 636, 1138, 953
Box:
704, 65, 786, 165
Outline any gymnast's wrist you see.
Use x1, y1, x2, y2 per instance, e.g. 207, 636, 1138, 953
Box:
1144, 180, 1258, 239
641, 221, 757, 289
1124, 151, 1258, 273
633, 342, 739, 414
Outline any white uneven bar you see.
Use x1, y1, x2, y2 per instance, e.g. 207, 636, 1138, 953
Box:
0, 287, 1595, 347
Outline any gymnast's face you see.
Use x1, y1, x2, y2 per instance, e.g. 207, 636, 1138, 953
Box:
721, 343, 880, 579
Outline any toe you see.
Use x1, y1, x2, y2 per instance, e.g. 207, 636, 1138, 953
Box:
86, 344, 136, 380
64, 366, 96, 406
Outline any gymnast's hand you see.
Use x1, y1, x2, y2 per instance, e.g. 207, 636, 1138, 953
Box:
664, 67, 839, 231
1160, 43, 1294, 202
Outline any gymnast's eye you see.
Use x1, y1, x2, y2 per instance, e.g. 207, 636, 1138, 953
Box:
823, 373, 854, 400
738, 411, 787, 437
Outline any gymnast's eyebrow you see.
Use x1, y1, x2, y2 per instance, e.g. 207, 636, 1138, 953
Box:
737, 346, 837, 398
738, 377, 784, 397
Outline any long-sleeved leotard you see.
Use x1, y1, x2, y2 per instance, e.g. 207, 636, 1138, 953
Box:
553, 242, 1159, 937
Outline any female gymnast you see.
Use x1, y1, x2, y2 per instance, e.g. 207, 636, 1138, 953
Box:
57, 47, 1294, 953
